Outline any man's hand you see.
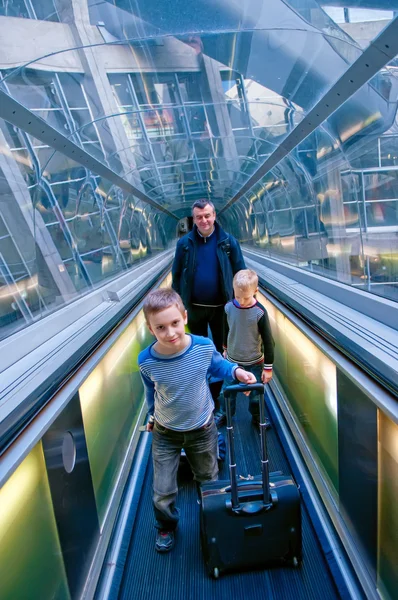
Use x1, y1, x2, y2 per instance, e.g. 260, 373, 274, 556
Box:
262, 370, 273, 384
235, 368, 257, 394
223, 349, 227, 358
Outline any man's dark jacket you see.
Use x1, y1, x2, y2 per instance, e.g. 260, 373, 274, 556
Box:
172, 222, 246, 309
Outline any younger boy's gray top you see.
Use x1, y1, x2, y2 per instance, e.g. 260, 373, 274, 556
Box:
223, 300, 274, 368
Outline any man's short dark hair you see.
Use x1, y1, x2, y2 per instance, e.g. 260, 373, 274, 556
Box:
191, 199, 215, 214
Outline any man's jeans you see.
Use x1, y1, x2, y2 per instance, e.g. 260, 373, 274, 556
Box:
219, 362, 264, 417
152, 418, 218, 531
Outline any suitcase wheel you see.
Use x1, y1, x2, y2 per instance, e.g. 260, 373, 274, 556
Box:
292, 556, 301, 568
212, 567, 220, 579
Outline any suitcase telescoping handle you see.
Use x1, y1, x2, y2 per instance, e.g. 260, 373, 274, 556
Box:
223, 383, 271, 510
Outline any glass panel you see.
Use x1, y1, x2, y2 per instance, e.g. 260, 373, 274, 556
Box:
234, 53, 398, 302
79, 309, 153, 524
57, 74, 87, 109
32, 0, 59, 21
2, 121, 26, 149
364, 172, 398, 201
380, 138, 398, 168
0, 0, 30, 18
378, 412, 398, 600
72, 111, 98, 141
109, 74, 134, 107
0, 86, 173, 341
337, 371, 378, 575
257, 290, 339, 491
365, 200, 398, 228
63, 259, 90, 292
0, 443, 70, 599
46, 223, 74, 260
2, 70, 62, 110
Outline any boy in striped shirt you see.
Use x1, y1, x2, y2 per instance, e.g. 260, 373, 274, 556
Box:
215, 269, 274, 428
138, 288, 256, 553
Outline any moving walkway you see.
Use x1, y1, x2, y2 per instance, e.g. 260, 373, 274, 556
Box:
2, 252, 396, 600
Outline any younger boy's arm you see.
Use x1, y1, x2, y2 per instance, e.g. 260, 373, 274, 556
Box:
259, 310, 274, 383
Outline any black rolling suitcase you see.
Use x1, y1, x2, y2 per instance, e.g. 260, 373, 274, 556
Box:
200, 382, 302, 578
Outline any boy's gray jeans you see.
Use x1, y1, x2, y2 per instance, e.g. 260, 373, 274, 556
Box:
152, 418, 218, 531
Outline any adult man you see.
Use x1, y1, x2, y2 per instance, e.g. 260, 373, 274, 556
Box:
172, 199, 246, 360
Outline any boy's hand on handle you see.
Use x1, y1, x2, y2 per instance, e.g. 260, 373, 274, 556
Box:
146, 416, 155, 432
262, 370, 273, 384
235, 368, 257, 395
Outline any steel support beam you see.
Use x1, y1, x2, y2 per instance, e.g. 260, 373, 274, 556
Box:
0, 89, 178, 220
319, 1, 397, 9
220, 16, 398, 214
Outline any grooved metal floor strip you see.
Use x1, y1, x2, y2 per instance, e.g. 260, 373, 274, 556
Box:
119, 397, 340, 600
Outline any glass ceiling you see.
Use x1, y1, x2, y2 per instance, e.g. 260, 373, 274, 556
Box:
0, 0, 397, 342
1, 0, 395, 216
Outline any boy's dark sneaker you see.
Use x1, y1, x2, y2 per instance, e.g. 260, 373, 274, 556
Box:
214, 412, 226, 427
252, 415, 271, 429
155, 530, 175, 553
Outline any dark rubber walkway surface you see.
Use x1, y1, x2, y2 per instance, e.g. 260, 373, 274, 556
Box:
119, 398, 340, 600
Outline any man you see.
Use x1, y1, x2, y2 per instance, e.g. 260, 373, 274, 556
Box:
172, 200, 246, 405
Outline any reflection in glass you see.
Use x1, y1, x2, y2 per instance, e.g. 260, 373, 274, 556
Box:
0, 74, 171, 340
243, 70, 398, 301
378, 412, 398, 600
79, 313, 150, 523
0, 3, 397, 342
257, 290, 339, 491
79, 310, 153, 524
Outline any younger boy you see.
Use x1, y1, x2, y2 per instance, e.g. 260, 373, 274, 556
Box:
138, 288, 256, 553
215, 269, 274, 427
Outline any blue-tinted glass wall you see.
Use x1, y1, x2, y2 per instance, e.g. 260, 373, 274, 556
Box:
0, 66, 171, 339
235, 61, 398, 303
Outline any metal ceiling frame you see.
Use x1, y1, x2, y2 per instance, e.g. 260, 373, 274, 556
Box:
219, 16, 398, 214
0, 89, 178, 219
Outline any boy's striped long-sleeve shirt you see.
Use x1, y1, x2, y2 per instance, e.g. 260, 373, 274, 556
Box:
138, 335, 238, 431
223, 300, 274, 369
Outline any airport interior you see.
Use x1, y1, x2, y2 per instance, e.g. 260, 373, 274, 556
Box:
0, 1, 397, 599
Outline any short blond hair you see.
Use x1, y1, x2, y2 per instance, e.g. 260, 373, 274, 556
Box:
143, 288, 185, 323
233, 269, 258, 291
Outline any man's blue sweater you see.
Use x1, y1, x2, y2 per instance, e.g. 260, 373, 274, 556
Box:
191, 230, 222, 305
